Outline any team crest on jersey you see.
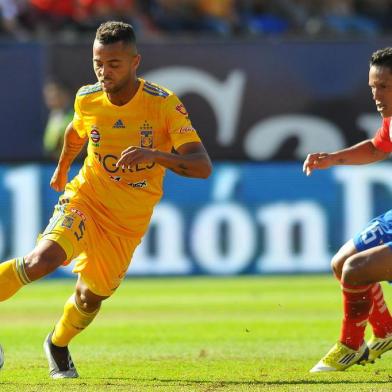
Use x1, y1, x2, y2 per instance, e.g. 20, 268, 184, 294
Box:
90, 126, 101, 147
140, 121, 153, 148
61, 216, 74, 229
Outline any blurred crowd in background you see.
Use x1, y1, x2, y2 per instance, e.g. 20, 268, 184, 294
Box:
3, 0, 391, 159
1, 0, 392, 41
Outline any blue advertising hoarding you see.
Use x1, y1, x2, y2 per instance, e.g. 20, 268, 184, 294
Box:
0, 43, 45, 160
0, 162, 389, 277
0, 39, 390, 161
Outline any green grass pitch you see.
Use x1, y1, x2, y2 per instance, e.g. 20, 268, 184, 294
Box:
0, 276, 392, 391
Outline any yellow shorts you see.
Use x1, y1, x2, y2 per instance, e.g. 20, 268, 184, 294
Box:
39, 201, 141, 297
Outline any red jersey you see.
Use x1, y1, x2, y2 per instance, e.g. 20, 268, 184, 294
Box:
373, 117, 392, 152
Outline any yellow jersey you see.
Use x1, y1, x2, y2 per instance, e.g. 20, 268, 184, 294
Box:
63, 78, 201, 238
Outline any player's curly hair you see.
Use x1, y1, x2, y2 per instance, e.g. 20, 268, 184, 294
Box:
370, 47, 392, 71
95, 21, 136, 46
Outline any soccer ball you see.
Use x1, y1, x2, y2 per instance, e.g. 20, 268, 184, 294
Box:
0, 345, 4, 369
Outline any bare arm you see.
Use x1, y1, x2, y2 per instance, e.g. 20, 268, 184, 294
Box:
303, 139, 390, 176
116, 142, 212, 179
50, 122, 88, 191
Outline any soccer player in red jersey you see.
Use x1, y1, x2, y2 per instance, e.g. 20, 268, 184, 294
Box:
304, 47, 392, 372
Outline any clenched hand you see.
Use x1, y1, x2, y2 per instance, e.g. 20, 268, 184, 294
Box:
50, 166, 69, 192
116, 146, 157, 168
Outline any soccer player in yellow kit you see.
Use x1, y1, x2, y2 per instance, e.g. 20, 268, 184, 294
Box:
0, 21, 212, 378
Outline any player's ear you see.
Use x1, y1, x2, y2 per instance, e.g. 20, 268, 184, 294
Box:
132, 54, 141, 70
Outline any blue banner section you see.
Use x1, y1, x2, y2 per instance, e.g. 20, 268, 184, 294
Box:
0, 40, 390, 161
0, 162, 390, 276
0, 43, 45, 161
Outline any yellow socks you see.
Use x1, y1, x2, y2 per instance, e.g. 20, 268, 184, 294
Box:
0, 258, 30, 301
52, 294, 100, 347
0, 259, 100, 347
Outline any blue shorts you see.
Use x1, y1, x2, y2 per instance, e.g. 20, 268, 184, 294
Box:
353, 210, 392, 252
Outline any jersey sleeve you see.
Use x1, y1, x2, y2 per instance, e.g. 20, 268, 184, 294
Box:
164, 94, 201, 150
373, 118, 392, 152
72, 94, 87, 138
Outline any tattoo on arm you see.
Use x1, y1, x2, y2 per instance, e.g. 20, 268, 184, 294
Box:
170, 164, 192, 177
66, 141, 84, 155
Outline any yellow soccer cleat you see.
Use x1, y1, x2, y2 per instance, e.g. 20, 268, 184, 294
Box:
367, 335, 392, 363
310, 341, 369, 372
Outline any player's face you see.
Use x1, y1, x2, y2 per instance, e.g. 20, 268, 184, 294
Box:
93, 40, 141, 95
369, 65, 392, 118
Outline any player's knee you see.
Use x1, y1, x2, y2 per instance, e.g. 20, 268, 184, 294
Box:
331, 251, 347, 280
75, 286, 107, 313
341, 255, 364, 285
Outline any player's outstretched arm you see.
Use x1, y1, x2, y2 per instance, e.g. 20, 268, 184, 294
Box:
163, 142, 212, 178
303, 139, 389, 176
50, 122, 88, 192
117, 142, 212, 179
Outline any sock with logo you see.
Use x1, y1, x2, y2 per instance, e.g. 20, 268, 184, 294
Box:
51, 294, 100, 347
339, 282, 373, 350
368, 283, 392, 338
0, 258, 31, 301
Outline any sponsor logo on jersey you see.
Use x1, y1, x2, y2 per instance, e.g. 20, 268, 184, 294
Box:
94, 152, 156, 174
61, 216, 74, 229
128, 179, 147, 188
113, 119, 125, 128
175, 103, 188, 116
70, 208, 87, 221
177, 126, 196, 134
90, 126, 101, 146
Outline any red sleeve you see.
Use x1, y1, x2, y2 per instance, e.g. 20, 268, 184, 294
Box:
373, 117, 392, 152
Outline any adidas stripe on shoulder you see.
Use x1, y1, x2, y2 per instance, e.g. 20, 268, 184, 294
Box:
77, 83, 102, 96
143, 80, 170, 98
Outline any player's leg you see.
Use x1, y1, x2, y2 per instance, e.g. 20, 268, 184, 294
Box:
348, 216, 392, 341
44, 223, 141, 378
332, 217, 392, 355
342, 245, 392, 285
331, 240, 392, 338
0, 239, 66, 302
312, 244, 392, 372
330, 239, 357, 279
342, 244, 392, 362
44, 276, 108, 379
367, 281, 392, 362
329, 239, 373, 348
311, 214, 392, 372
52, 276, 107, 347
38, 202, 93, 378
310, 241, 371, 372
